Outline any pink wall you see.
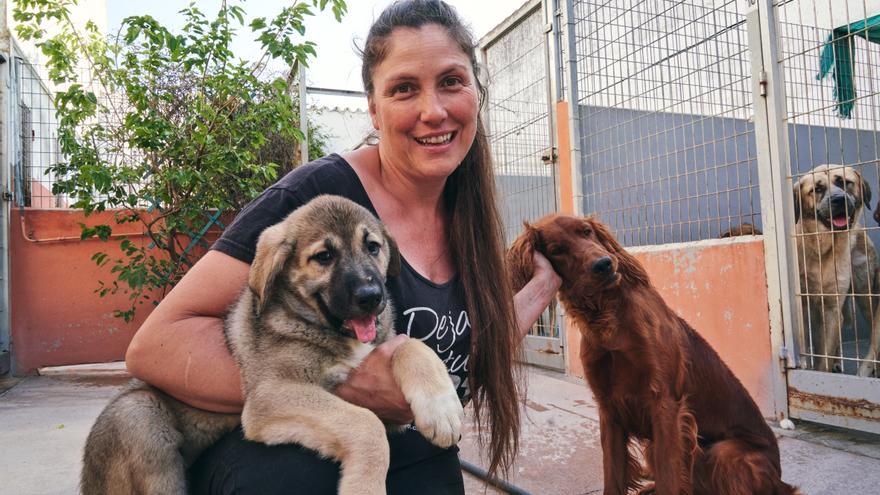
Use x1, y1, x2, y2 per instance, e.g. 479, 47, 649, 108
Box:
28, 181, 67, 208
9, 209, 220, 374
564, 238, 776, 417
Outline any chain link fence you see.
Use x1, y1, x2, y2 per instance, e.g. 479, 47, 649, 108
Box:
12, 57, 65, 208
777, 0, 880, 377
571, 0, 761, 247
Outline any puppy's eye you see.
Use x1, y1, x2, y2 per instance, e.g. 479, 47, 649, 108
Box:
367, 241, 381, 256
834, 177, 844, 188
814, 185, 825, 194
583, 227, 592, 237
311, 250, 333, 266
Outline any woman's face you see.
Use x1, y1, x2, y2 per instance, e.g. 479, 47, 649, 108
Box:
367, 24, 479, 183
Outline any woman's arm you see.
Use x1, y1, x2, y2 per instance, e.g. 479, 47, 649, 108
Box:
125, 250, 248, 413
126, 249, 416, 422
513, 252, 562, 339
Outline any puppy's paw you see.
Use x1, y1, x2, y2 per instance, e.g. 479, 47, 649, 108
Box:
410, 391, 463, 448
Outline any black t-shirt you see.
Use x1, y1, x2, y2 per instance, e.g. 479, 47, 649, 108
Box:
212, 154, 472, 402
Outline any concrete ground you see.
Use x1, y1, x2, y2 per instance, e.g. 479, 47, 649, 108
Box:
1, 364, 879, 495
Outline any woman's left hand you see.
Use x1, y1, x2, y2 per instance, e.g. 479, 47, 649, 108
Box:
531, 251, 562, 291
512, 251, 561, 339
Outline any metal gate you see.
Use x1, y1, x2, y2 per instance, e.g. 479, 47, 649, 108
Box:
754, 0, 880, 432
481, 0, 565, 370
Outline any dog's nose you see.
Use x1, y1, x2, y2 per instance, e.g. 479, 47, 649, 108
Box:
354, 284, 383, 313
592, 256, 613, 275
830, 194, 847, 207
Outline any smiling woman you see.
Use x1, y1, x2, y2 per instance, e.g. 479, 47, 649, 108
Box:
124, 1, 561, 494
366, 24, 479, 186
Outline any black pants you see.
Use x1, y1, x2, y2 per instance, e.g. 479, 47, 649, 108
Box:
189, 427, 465, 495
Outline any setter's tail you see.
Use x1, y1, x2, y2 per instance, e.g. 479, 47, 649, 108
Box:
694, 438, 799, 495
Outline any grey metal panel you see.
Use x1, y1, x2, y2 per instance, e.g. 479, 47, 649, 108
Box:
522, 335, 565, 370
788, 369, 880, 434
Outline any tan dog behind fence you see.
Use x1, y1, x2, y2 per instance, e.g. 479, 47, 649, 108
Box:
794, 164, 880, 376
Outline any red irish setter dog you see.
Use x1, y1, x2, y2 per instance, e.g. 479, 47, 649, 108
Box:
508, 214, 798, 495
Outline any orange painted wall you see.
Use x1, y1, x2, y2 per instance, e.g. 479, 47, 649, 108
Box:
564, 238, 775, 417
9, 209, 220, 374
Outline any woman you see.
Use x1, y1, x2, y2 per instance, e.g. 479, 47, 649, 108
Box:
125, 1, 560, 493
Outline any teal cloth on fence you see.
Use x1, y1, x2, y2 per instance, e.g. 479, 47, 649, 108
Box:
817, 14, 880, 119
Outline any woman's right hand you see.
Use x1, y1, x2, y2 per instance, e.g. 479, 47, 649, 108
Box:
334, 334, 415, 424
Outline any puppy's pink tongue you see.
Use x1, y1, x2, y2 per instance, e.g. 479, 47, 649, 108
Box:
347, 316, 377, 343
832, 216, 848, 228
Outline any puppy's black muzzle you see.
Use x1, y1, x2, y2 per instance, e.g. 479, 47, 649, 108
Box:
330, 266, 387, 320
353, 282, 384, 314
827, 191, 856, 229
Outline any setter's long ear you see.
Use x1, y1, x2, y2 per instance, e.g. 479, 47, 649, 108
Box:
589, 217, 647, 284
589, 216, 625, 255
249, 220, 296, 314
507, 222, 540, 292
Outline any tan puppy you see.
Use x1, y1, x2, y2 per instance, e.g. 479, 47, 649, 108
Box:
81, 195, 463, 494
794, 164, 879, 376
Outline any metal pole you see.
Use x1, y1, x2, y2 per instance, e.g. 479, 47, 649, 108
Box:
0, 49, 11, 374
299, 64, 309, 166
479, 44, 491, 138
12, 58, 23, 208
747, 0, 797, 421
562, 0, 583, 217
543, 0, 559, 209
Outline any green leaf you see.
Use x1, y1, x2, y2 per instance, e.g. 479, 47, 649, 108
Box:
124, 26, 142, 44
14, 0, 341, 321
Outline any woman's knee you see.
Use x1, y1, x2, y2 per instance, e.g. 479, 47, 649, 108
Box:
189, 429, 341, 495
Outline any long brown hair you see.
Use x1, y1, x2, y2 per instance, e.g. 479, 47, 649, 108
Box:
360, 0, 521, 476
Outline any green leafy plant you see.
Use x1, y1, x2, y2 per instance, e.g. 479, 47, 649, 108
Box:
14, 0, 346, 321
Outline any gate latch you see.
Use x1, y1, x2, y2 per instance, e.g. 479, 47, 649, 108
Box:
759, 70, 768, 97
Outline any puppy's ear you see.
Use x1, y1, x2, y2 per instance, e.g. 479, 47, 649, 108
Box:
383, 227, 401, 278
793, 181, 802, 222
507, 222, 539, 292
249, 221, 296, 314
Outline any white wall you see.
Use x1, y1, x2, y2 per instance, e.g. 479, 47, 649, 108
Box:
310, 105, 373, 153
